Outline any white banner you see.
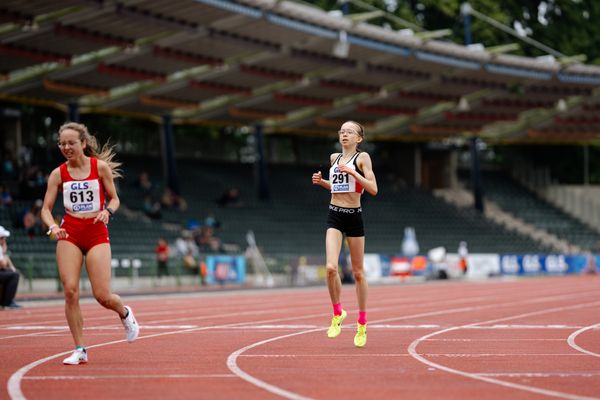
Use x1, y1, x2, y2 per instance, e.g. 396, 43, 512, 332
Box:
364, 254, 382, 282
466, 254, 500, 279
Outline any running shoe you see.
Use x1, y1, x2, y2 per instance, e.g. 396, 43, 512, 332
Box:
326, 309, 347, 338
121, 305, 139, 342
354, 323, 367, 347
63, 348, 87, 365
7, 301, 22, 309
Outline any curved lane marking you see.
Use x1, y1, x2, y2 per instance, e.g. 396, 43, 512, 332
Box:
567, 323, 600, 358
227, 329, 322, 400
408, 301, 600, 400
9, 287, 599, 399
225, 294, 590, 399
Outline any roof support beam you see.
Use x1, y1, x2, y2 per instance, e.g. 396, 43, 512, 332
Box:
372, 89, 492, 137
347, 10, 384, 23
486, 87, 600, 143
0, 29, 175, 93
415, 29, 452, 41
486, 43, 520, 54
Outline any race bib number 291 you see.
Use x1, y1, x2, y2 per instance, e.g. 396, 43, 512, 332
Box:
63, 180, 101, 213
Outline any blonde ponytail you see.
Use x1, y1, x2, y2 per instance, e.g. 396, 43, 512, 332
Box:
59, 122, 122, 179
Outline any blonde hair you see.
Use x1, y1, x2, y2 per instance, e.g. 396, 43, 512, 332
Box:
59, 122, 122, 179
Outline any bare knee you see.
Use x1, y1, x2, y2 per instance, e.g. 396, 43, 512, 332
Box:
63, 286, 79, 305
94, 291, 113, 309
352, 268, 365, 283
326, 263, 339, 278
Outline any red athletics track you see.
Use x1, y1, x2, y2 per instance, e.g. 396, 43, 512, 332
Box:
2, 275, 600, 400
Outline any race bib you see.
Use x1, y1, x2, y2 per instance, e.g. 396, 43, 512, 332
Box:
63, 179, 101, 213
330, 167, 351, 193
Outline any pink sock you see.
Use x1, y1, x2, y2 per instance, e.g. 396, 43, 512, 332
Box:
333, 303, 342, 316
358, 311, 367, 325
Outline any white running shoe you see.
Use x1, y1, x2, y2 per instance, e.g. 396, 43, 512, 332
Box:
63, 348, 87, 365
121, 305, 139, 342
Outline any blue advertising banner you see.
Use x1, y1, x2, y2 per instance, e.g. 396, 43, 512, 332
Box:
206, 255, 246, 285
499, 254, 591, 275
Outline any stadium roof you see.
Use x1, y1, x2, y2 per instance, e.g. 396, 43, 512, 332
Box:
1, 0, 600, 143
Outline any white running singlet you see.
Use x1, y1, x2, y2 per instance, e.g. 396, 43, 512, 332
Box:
329, 152, 364, 194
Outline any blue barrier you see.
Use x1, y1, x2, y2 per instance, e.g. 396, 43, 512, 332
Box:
499, 254, 591, 275
205, 255, 246, 285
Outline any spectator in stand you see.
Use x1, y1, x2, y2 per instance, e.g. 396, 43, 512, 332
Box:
160, 187, 173, 209
0, 226, 22, 310
208, 236, 223, 253
2, 150, 17, 180
22, 166, 47, 200
19, 144, 32, 171
195, 225, 223, 253
216, 187, 242, 208
458, 241, 469, 275
23, 199, 43, 239
204, 211, 220, 229
0, 184, 14, 208
185, 218, 201, 231
173, 191, 187, 212
137, 171, 154, 196
175, 230, 198, 257
143, 195, 162, 220
161, 187, 188, 212
175, 230, 199, 274
155, 238, 170, 277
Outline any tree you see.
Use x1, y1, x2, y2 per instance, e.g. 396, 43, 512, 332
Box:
307, 0, 600, 63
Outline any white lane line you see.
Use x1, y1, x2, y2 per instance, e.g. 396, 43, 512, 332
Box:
24, 374, 236, 380
467, 325, 584, 329
225, 303, 501, 400
2, 325, 199, 330
7, 309, 358, 400
239, 354, 410, 358
240, 353, 587, 358
428, 339, 564, 341
408, 300, 600, 400
477, 372, 600, 378
423, 353, 589, 357
9, 286, 598, 400
1, 323, 590, 332
225, 293, 586, 400
0, 330, 70, 341
227, 329, 320, 400
567, 323, 600, 358
3, 283, 588, 329
0, 324, 433, 331
0, 295, 322, 329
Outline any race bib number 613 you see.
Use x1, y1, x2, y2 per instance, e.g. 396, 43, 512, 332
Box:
63, 180, 101, 213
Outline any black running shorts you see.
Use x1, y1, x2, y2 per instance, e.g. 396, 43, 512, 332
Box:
326, 204, 364, 237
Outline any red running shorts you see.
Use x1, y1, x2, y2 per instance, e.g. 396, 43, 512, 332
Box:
58, 213, 110, 254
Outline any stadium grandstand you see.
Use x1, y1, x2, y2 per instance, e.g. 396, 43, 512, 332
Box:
1, 0, 600, 289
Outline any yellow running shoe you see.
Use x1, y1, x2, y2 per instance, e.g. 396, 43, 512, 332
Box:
326, 309, 347, 338
354, 323, 367, 347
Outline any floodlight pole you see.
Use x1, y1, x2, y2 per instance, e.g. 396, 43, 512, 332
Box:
461, 3, 483, 213
68, 102, 79, 123
461, 2, 472, 46
254, 124, 270, 201
161, 114, 180, 196
339, 0, 350, 15
583, 144, 589, 186
471, 137, 484, 213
